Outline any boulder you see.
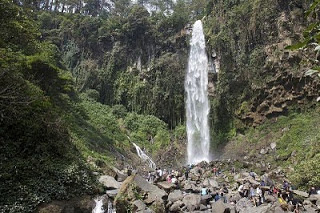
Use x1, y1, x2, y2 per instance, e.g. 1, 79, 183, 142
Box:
247, 178, 260, 186
200, 204, 208, 210
200, 194, 212, 205
133, 175, 167, 204
203, 178, 210, 187
115, 170, 128, 182
133, 200, 146, 212
293, 190, 309, 198
157, 181, 175, 192
235, 198, 254, 212
37, 196, 95, 213
137, 208, 154, 213
211, 200, 230, 213
309, 194, 320, 203
228, 193, 241, 203
264, 195, 276, 203
168, 190, 184, 203
233, 174, 241, 182
99, 175, 121, 189
106, 189, 118, 198
209, 179, 219, 188
182, 194, 201, 211
274, 206, 285, 213
169, 200, 183, 212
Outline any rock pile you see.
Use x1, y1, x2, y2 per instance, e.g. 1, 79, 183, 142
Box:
111, 160, 320, 213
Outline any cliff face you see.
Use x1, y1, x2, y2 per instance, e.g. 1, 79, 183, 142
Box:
204, 0, 319, 145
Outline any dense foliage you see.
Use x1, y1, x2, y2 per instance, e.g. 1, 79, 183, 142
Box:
0, 0, 196, 211
0, 1, 97, 212
203, 0, 316, 145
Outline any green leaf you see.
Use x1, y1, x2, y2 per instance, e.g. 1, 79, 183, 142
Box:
305, 69, 319, 76
306, 0, 320, 16
303, 23, 319, 37
285, 38, 311, 50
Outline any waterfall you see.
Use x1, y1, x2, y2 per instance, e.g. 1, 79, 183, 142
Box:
92, 197, 115, 213
185, 20, 210, 165
92, 197, 104, 213
132, 142, 156, 169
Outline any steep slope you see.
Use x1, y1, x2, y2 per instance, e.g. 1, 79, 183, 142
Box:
204, 0, 319, 145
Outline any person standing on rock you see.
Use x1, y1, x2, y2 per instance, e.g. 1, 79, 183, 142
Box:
213, 167, 218, 176
201, 185, 208, 196
221, 184, 228, 194
214, 192, 220, 201
231, 166, 235, 174
309, 186, 317, 196
220, 192, 227, 203
238, 183, 244, 197
256, 186, 263, 205
184, 167, 189, 180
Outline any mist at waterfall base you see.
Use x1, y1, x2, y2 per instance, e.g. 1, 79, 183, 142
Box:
185, 20, 211, 165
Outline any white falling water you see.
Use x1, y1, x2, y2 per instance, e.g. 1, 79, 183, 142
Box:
92, 197, 104, 213
132, 142, 156, 169
185, 20, 210, 165
92, 197, 115, 213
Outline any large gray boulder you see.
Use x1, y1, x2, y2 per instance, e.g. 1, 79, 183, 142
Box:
236, 199, 274, 213
264, 195, 276, 203
235, 198, 254, 212
309, 194, 320, 203
182, 194, 201, 211
132, 200, 146, 212
114, 168, 128, 182
157, 181, 175, 192
201, 195, 212, 205
168, 190, 184, 203
99, 175, 121, 189
169, 200, 183, 212
211, 200, 230, 213
133, 175, 167, 204
274, 206, 285, 213
106, 189, 118, 198
208, 178, 219, 188
293, 190, 309, 198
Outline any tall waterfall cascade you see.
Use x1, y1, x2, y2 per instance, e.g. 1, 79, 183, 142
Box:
185, 20, 211, 165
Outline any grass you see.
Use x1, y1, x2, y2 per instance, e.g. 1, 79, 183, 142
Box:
224, 105, 320, 189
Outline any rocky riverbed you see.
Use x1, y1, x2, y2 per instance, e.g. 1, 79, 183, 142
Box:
37, 159, 320, 213
93, 160, 319, 213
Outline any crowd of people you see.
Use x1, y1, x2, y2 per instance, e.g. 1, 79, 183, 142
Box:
143, 164, 319, 213
146, 167, 180, 184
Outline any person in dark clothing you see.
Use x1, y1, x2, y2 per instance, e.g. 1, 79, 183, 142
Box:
222, 184, 229, 194
185, 167, 189, 180
214, 192, 220, 201
309, 187, 317, 196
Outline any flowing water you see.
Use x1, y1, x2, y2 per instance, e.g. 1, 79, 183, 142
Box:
92, 197, 115, 213
92, 197, 104, 213
132, 142, 156, 169
185, 20, 210, 164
